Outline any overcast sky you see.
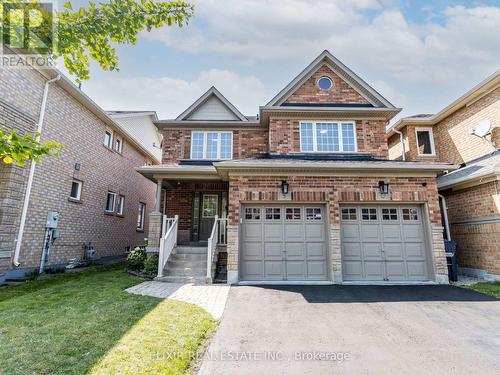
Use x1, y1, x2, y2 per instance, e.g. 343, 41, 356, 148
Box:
68, 0, 500, 123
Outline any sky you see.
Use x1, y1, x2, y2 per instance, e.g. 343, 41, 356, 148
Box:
66, 0, 500, 123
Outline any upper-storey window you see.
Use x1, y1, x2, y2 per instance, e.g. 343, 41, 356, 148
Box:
300, 121, 356, 152
415, 127, 435, 156
190, 131, 233, 160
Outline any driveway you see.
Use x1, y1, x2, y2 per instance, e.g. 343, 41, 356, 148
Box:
199, 285, 500, 374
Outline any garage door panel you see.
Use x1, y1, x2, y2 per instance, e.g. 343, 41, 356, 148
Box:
242, 261, 263, 279
342, 261, 363, 280
305, 225, 324, 241
402, 225, 423, 241
285, 224, 304, 241
385, 262, 406, 280
286, 261, 306, 279
285, 243, 305, 260
363, 243, 383, 260
242, 242, 262, 259
264, 261, 283, 279
306, 242, 326, 259
342, 242, 362, 259
384, 243, 404, 261
307, 261, 327, 279
382, 225, 402, 242
407, 262, 427, 280
264, 243, 283, 259
364, 262, 385, 280
341, 224, 359, 241
361, 225, 381, 241
405, 243, 426, 260
264, 224, 283, 241
242, 224, 261, 242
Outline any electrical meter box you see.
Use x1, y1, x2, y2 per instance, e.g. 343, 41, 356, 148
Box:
46, 211, 60, 229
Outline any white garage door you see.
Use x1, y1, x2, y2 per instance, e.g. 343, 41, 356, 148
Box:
341, 205, 430, 281
241, 204, 328, 281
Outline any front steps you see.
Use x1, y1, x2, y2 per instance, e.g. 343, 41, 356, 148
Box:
155, 246, 209, 284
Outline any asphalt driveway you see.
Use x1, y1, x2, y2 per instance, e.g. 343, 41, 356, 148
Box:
199, 285, 500, 374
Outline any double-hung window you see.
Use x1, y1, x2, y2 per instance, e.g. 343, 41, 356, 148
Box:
190, 131, 233, 160
415, 128, 436, 156
300, 121, 356, 152
137, 203, 146, 231
105, 191, 116, 212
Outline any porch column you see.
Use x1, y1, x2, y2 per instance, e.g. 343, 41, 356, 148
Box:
155, 178, 163, 213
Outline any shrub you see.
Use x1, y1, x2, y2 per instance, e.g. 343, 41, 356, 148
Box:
142, 254, 159, 278
25, 269, 40, 281
126, 247, 146, 271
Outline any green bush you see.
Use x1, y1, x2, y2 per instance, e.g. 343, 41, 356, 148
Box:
142, 254, 159, 278
25, 269, 40, 281
126, 247, 146, 271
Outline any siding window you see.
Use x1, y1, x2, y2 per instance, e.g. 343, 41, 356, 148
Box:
190, 131, 233, 160
105, 191, 116, 212
137, 203, 146, 230
104, 129, 113, 148
300, 121, 356, 152
114, 135, 123, 153
117, 195, 125, 215
415, 128, 435, 156
69, 179, 82, 201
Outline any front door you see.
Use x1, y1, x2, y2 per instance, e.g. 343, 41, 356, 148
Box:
199, 193, 219, 241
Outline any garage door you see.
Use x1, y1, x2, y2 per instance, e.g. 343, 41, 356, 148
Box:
341, 205, 429, 281
241, 204, 328, 281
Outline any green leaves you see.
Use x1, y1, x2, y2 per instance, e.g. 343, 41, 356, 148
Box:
0, 127, 63, 166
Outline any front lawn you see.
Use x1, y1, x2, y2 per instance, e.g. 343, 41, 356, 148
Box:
461, 281, 500, 299
0, 265, 216, 375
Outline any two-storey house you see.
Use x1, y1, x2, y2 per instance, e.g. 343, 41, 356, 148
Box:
141, 51, 456, 285
388, 71, 500, 280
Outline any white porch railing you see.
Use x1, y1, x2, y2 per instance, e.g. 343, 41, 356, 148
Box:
157, 215, 178, 278
218, 218, 228, 245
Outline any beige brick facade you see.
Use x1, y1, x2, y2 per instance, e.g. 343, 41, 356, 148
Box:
0, 66, 156, 277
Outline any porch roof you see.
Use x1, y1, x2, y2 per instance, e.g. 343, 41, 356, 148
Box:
136, 164, 219, 182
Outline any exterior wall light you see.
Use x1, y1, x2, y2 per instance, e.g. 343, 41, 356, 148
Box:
281, 180, 289, 195
378, 181, 389, 195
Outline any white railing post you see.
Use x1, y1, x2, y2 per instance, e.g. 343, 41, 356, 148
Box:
206, 215, 219, 280
174, 215, 178, 247
161, 215, 167, 237
157, 215, 179, 278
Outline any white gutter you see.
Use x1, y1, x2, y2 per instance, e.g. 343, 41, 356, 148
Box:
393, 129, 406, 161
12, 74, 61, 267
439, 194, 451, 241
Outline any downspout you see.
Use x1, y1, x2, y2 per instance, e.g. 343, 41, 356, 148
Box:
439, 194, 451, 241
12, 74, 61, 267
393, 129, 406, 161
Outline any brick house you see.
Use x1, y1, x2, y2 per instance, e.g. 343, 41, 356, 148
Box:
388, 71, 500, 280
0, 60, 157, 282
140, 50, 456, 285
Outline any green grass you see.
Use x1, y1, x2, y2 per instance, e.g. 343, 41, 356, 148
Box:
0, 265, 216, 375
461, 281, 500, 299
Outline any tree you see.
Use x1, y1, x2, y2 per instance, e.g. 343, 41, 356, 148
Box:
0, 0, 194, 165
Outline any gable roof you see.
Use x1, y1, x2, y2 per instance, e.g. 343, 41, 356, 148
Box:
266, 50, 396, 109
387, 69, 500, 136
176, 86, 248, 121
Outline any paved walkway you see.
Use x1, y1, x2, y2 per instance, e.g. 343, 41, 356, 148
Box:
126, 281, 230, 319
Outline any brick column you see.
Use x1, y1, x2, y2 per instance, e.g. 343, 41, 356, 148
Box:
329, 223, 342, 283
146, 212, 163, 254
226, 224, 239, 284
432, 226, 449, 284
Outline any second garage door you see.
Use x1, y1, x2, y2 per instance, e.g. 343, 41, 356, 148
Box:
341, 205, 430, 282
241, 204, 328, 281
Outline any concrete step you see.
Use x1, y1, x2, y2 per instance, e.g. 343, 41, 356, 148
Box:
170, 253, 207, 261
155, 275, 208, 284
167, 259, 207, 268
166, 267, 206, 277
175, 246, 208, 255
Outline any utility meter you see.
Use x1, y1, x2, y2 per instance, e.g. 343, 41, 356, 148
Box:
46, 211, 60, 229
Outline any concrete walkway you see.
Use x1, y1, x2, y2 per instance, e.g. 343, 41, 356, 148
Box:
126, 281, 230, 319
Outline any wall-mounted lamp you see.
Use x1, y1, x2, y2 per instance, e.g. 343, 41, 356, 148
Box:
281, 180, 289, 195
378, 181, 389, 195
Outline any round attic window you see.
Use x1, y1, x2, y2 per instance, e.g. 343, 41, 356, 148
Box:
317, 76, 333, 90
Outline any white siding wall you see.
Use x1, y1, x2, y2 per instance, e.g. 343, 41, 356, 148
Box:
112, 115, 162, 161
187, 96, 239, 121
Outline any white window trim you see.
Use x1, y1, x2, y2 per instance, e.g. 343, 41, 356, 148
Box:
299, 121, 358, 153
190, 131, 233, 160
104, 128, 113, 148
114, 135, 123, 153
415, 127, 436, 157
105, 191, 116, 213
137, 202, 146, 230
117, 195, 125, 215
70, 179, 82, 201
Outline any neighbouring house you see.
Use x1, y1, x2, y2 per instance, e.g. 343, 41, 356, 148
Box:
0, 55, 157, 283
139, 50, 456, 285
388, 71, 500, 281
107, 111, 163, 162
